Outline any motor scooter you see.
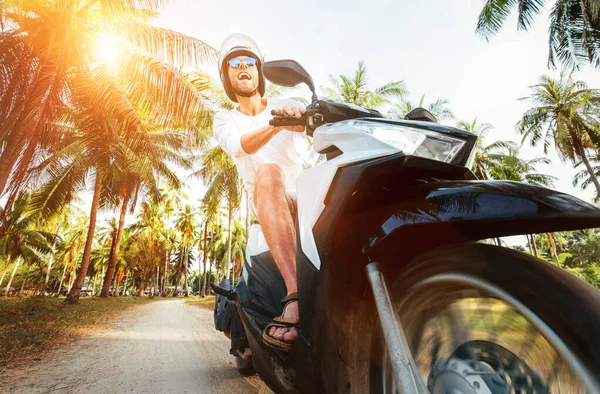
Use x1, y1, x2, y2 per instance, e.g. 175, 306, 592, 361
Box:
214, 59, 600, 393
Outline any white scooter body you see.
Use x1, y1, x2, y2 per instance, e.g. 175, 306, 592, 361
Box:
245, 119, 404, 271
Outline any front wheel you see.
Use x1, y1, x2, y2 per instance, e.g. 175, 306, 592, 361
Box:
371, 244, 600, 393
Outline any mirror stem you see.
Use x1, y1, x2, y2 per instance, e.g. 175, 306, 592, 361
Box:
311, 91, 318, 103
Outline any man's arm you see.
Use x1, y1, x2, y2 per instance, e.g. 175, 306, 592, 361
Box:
214, 106, 304, 158
240, 125, 297, 154
242, 103, 305, 154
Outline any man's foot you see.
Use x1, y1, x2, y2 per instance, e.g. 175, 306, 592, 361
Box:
262, 293, 300, 352
269, 300, 299, 343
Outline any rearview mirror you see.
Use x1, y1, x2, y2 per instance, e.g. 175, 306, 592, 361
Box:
262, 60, 317, 102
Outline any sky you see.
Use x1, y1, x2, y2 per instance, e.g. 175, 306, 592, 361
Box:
155, 0, 600, 204
76, 0, 600, 266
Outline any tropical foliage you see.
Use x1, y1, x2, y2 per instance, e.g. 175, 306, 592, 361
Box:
321, 61, 407, 108
476, 0, 600, 69
518, 74, 600, 199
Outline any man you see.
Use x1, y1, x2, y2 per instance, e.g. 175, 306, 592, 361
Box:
214, 34, 305, 352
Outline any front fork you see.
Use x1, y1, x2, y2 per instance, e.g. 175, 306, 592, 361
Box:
366, 262, 429, 394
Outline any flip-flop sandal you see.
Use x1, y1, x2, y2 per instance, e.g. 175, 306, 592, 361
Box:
262, 292, 299, 352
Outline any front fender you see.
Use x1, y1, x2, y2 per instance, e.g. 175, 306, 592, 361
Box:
364, 180, 600, 259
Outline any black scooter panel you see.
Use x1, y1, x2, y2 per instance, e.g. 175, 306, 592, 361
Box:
239, 251, 287, 327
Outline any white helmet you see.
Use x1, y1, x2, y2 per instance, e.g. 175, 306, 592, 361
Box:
218, 34, 265, 102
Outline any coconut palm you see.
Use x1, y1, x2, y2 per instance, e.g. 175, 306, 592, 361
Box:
229, 220, 247, 284
388, 95, 455, 122
0, 194, 58, 296
518, 74, 600, 199
485, 142, 558, 187
200, 195, 220, 296
32, 116, 193, 302
129, 198, 177, 296
573, 155, 600, 193
321, 61, 407, 109
0, 0, 215, 201
174, 204, 199, 296
194, 146, 242, 281
53, 215, 88, 297
456, 119, 497, 179
476, 0, 600, 69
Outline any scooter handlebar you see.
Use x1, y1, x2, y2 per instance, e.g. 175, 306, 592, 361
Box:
269, 109, 307, 127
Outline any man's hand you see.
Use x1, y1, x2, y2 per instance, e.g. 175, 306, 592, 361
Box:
273, 106, 306, 133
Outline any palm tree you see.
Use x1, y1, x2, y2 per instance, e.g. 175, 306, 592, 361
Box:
483, 142, 558, 187
53, 214, 88, 297
0, 0, 215, 201
229, 220, 247, 284
388, 95, 455, 122
129, 198, 177, 296
476, 0, 600, 69
573, 155, 600, 193
30, 103, 194, 303
518, 74, 600, 199
174, 204, 198, 296
200, 196, 220, 296
321, 61, 407, 109
194, 147, 242, 282
0, 194, 57, 296
456, 119, 497, 179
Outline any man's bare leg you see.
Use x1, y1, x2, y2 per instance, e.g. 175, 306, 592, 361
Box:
254, 163, 299, 344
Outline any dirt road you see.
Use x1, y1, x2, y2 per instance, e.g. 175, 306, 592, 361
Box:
0, 300, 264, 394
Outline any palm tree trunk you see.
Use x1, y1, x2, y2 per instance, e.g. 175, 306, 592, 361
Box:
4, 258, 21, 297
91, 272, 97, 295
123, 274, 128, 296
529, 234, 539, 257
208, 233, 214, 295
162, 251, 168, 296
42, 223, 60, 296
201, 221, 209, 297
0, 264, 9, 289
18, 272, 28, 297
579, 151, 600, 200
43, 240, 58, 296
155, 266, 159, 296
65, 172, 102, 304
55, 261, 68, 297
100, 196, 128, 297
68, 261, 77, 292
546, 233, 562, 268
184, 246, 189, 296
116, 269, 126, 296
226, 202, 233, 281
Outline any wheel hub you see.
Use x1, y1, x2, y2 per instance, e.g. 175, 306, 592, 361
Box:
430, 358, 501, 394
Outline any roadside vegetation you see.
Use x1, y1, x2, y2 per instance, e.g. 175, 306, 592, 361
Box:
185, 295, 217, 311
0, 296, 153, 373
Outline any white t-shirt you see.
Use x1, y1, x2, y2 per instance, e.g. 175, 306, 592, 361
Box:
213, 98, 304, 200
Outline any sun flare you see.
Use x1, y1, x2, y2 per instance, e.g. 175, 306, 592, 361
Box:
97, 35, 121, 65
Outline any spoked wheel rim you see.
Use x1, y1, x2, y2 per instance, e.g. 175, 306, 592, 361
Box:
376, 273, 599, 394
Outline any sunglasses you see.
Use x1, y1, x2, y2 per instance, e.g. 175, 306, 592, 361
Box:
228, 57, 258, 68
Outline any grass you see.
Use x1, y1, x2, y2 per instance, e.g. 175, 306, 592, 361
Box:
0, 296, 153, 373
184, 295, 216, 310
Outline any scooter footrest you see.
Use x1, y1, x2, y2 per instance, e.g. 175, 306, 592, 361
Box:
211, 284, 237, 300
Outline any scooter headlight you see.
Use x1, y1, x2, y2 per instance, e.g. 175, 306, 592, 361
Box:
349, 120, 466, 163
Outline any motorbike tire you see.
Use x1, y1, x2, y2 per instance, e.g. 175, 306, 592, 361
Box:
370, 243, 600, 393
